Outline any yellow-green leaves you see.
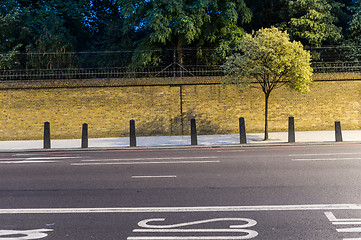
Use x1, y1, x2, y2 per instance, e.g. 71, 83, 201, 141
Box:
222, 27, 313, 94
222, 27, 313, 140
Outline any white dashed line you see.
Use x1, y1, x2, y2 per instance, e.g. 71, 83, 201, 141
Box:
72, 160, 220, 166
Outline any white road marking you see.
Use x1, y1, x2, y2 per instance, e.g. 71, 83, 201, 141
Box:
0, 160, 59, 164
289, 153, 361, 157
292, 158, 361, 161
27, 157, 81, 160
337, 228, 361, 233
127, 237, 253, 240
216, 150, 246, 153
136, 218, 257, 229
0, 229, 53, 239
71, 160, 220, 166
325, 212, 361, 239
0, 156, 80, 163
132, 176, 177, 179
325, 212, 361, 222
133, 229, 253, 232
333, 222, 361, 225
129, 218, 258, 240
1, 204, 361, 214
82, 157, 218, 162
0, 158, 27, 161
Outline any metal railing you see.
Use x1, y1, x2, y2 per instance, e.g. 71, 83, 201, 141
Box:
311, 62, 361, 73
1, 62, 361, 81
0, 65, 223, 81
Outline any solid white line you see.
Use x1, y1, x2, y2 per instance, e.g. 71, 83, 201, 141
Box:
289, 153, 361, 157
71, 161, 220, 166
333, 222, 361, 225
292, 158, 361, 161
128, 237, 251, 240
216, 150, 246, 153
82, 157, 218, 162
0, 160, 59, 164
27, 157, 81, 160
1, 204, 361, 214
337, 227, 361, 233
133, 229, 251, 232
132, 176, 177, 179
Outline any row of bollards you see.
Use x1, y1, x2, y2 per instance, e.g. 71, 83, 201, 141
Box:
43, 122, 89, 149
236, 116, 343, 144
42, 117, 345, 149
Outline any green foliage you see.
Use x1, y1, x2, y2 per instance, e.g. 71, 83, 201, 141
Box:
346, 0, 361, 43
284, 0, 343, 47
1, 0, 361, 69
0, 44, 21, 70
119, 0, 252, 66
222, 27, 313, 139
222, 27, 313, 93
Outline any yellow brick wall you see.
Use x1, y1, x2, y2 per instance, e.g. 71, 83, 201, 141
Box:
0, 74, 360, 140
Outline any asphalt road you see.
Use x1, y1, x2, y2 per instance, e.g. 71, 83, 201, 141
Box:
1, 144, 361, 239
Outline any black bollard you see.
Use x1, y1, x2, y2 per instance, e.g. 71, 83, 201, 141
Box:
288, 116, 295, 143
335, 121, 343, 142
191, 118, 197, 145
239, 117, 247, 144
43, 121, 51, 149
81, 123, 88, 148
130, 120, 136, 147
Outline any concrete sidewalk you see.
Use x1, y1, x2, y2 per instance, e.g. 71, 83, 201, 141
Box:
1, 130, 361, 152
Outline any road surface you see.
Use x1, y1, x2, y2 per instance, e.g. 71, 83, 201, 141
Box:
0, 144, 361, 239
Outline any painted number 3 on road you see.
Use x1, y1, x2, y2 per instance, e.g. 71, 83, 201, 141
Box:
127, 217, 258, 240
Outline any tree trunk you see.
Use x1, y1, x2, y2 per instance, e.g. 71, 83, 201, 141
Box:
264, 94, 269, 140
176, 37, 184, 65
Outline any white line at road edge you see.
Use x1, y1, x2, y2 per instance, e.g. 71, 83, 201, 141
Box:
132, 176, 177, 178
1, 204, 361, 214
72, 161, 220, 166
292, 158, 361, 161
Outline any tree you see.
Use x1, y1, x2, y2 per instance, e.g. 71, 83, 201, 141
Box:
283, 0, 343, 47
346, 0, 361, 43
221, 27, 313, 140
118, 0, 252, 66
0, 1, 30, 69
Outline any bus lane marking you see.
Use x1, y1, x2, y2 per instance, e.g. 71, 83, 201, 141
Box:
0, 229, 53, 240
325, 212, 361, 239
128, 218, 258, 240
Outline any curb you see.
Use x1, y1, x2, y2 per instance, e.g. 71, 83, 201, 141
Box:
1, 141, 360, 153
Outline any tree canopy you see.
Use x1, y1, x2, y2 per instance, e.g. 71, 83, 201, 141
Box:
118, 0, 252, 66
222, 27, 313, 139
0, 0, 360, 68
283, 0, 343, 47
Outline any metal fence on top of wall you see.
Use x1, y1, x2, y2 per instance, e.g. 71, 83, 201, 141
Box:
2, 47, 361, 81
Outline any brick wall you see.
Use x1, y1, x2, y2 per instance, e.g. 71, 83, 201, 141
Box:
0, 73, 360, 140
